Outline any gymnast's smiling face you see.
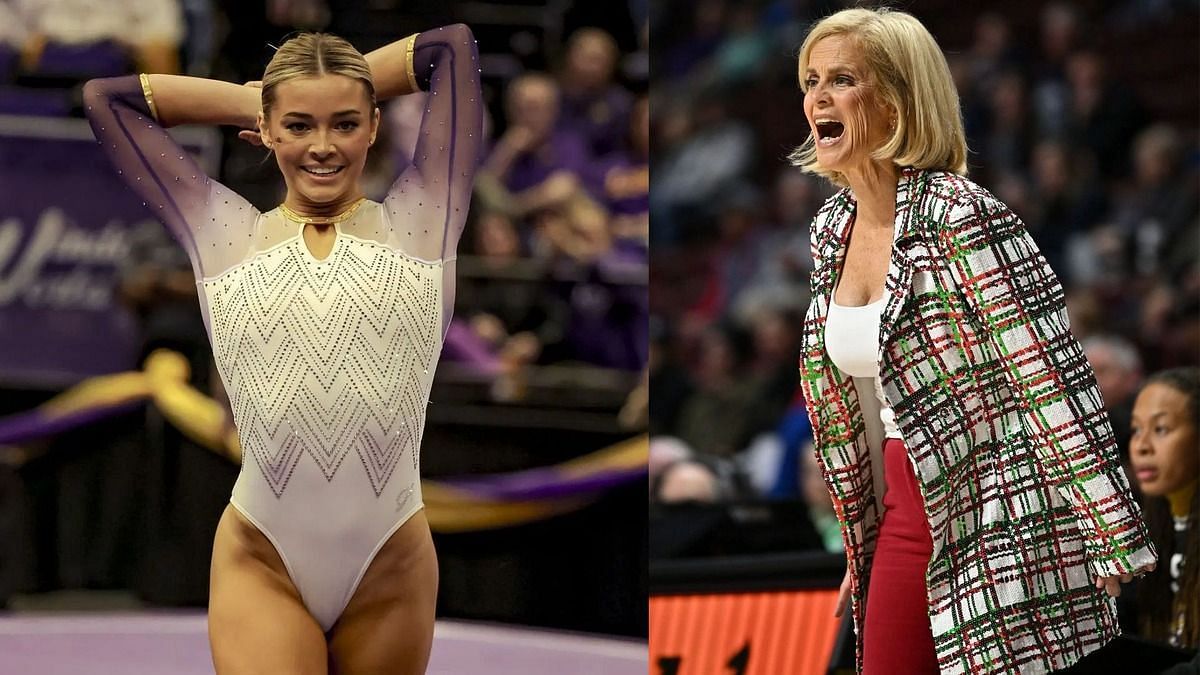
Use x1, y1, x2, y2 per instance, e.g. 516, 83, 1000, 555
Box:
259, 74, 380, 210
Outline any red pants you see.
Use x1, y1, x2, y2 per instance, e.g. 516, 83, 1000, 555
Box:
862, 438, 939, 675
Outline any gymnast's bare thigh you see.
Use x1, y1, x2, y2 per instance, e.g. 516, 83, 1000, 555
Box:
327, 509, 440, 675
207, 506, 438, 675
208, 505, 328, 675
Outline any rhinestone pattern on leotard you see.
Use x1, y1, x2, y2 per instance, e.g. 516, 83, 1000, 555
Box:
203, 234, 441, 497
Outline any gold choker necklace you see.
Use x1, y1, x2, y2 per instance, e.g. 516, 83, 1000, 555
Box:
279, 198, 366, 225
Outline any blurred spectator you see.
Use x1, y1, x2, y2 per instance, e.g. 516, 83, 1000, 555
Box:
4, 0, 184, 76
647, 318, 694, 439
557, 27, 632, 158
966, 12, 1022, 93
1110, 124, 1200, 280
976, 70, 1033, 185
1030, 2, 1082, 138
1083, 334, 1144, 460
660, 0, 727, 79
694, 183, 770, 320
553, 244, 648, 371
649, 436, 693, 493
1025, 140, 1106, 276
702, 2, 773, 89
765, 398, 812, 499
727, 170, 823, 318
1065, 49, 1143, 180
741, 306, 804, 438
654, 459, 722, 503
674, 323, 758, 457
650, 443, 746, 504
599, 95, 649, 245
483, 72, 595, 197
454, 209, 568, 373
477, 72, 610, 263
650, 92, 754, 245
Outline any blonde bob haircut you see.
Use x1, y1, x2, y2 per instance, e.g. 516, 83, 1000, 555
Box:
261, 33, 376, 118
789, 8, 968, 187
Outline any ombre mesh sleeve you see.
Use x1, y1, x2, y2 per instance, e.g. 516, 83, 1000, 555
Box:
382, 24, 483, 263
83, 75, 259, 280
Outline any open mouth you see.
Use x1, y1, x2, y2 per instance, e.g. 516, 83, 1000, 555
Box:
815, 120, 845, 146
302, 166, 345, 178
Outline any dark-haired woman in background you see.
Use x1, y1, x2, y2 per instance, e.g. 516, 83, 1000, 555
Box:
1130, 367, 1199, 651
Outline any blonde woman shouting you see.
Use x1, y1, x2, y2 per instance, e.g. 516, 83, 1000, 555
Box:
793, 8, 1155, 674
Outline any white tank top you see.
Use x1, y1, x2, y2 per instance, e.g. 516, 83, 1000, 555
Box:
825, 295, 903, 439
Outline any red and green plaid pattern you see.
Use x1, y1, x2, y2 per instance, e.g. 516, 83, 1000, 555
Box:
799, 168, 1156, 674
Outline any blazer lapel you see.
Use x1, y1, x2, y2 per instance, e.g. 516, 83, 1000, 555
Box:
877, 167, 924, 356
802, 190, 855, 440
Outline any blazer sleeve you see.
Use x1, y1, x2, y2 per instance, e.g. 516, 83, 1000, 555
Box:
941, 194, 1156, 578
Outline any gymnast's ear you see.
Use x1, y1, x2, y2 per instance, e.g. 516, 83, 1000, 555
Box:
257, 111, 271, 149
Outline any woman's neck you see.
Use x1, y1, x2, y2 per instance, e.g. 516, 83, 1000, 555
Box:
1167, 479, 1197, 519
845, 161, 900, 230
282, 190, 365, 219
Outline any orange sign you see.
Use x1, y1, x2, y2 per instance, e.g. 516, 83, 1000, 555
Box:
649, 590, 840, 675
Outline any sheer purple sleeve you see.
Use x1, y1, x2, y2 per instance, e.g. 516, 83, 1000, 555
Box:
82, 75, 258, 279
382, 24, 483, 263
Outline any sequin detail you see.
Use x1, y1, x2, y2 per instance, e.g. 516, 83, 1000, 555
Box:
204, 237, 441, 497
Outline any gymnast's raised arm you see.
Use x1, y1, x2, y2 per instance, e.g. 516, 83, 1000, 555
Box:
82, 75, 261, 278
374, 24, 484, 264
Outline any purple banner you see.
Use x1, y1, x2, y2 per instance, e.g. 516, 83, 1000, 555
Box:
0, 114, 218, 388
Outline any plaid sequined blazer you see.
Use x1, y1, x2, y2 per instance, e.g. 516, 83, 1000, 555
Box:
798, 167, 1157, 674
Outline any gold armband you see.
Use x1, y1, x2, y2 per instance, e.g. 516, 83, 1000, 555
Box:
403, 33, 420, 93
139, 73, 160, 122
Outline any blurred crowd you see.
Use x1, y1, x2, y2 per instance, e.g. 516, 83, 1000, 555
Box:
458, 23, 650, 382
0, 0, 650, 404
647, 0, 1198, 530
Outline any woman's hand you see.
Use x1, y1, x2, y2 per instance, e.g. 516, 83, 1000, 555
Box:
834, 569, 852, 617
236, 81, 265, 146
1095, 562, 1156, 597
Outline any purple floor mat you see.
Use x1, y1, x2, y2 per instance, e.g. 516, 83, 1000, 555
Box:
0, 612, 647, 674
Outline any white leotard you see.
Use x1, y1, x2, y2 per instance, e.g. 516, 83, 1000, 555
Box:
84, 24, 482, 630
